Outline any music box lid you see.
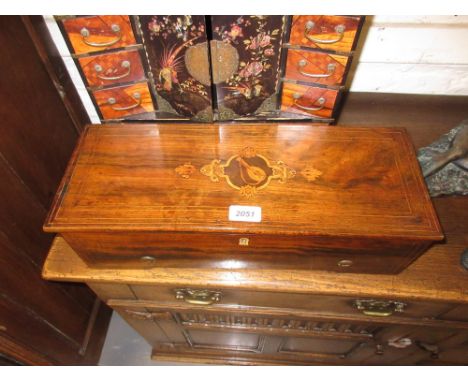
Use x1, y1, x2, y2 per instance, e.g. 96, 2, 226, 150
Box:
44, 123, 443, 241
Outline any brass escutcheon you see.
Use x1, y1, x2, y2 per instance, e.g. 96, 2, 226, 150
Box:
239, 238, 249, 246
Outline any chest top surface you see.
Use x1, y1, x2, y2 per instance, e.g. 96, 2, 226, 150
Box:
44, 123, 442, 240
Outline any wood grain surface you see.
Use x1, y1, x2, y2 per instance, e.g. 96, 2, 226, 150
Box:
92, 82, 154, 120
284, 49, 349, 86
289, 16, 362, 53
77, 49, 146, 88
42, 92, 468, 303
61, 16, 137, 55
43, 122, 442, 273
0, 16, 110, 365
45, 123, 440, 238
280, 82, 339, 117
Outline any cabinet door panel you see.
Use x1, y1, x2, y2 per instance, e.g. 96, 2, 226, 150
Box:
137, 15, 213, 121
210, 15, 287, 120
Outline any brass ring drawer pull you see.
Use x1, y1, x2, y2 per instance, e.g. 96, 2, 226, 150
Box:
353, 299, 406, 317
297, 60, 336, 79
107, 92, 141, 111
175, 288, 222, 305
304, 21, 346, 44
95, 60, 131, 81
293, 93, 326, 112
80, 24, 122, 47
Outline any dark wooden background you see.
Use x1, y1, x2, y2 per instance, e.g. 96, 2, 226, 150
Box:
0, 16, 110, 365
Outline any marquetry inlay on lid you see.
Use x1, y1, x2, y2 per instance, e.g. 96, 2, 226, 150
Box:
44, 123, 443, 240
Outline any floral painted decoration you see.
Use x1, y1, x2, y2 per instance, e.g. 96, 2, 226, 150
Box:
140, 15, 212, 118
211, 16, 285, 117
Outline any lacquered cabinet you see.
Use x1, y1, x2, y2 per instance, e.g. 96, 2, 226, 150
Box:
56, 15, 365, 123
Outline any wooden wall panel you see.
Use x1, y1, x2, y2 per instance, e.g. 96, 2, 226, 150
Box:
0, 235, 91, 344
0, 16, 110, 365
0, 17, 80, 208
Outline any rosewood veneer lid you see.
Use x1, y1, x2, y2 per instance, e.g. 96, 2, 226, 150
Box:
44, 123, 443, 240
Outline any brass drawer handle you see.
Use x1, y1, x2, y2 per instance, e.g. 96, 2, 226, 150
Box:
95, 60, 131, 81
292, 93, 326, 112
107, 92, 141, 111
304, 21, 346, 44
175, 288, 222, 305
80, 24, 122, 47
297, 60, 336, 79
353, 299, 406, 317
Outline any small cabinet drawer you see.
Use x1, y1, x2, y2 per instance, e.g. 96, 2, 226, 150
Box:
280, 82, 339, 118
92, 82, 155, 120
77, 49, 146, 88
289, 16, 362, 53
61, 16, 137, 55
284, 48, 350, 87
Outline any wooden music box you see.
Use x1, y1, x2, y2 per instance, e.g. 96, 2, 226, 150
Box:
44, 123, 443, 274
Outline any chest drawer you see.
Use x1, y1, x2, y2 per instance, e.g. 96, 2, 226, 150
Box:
61, 16, 137, 55
89, 282, 466, 326
280, 82, 339, 118
284, 48, 350, 87
77, 49, 146, 88
92, 81, 155, 120
288, 16, 362, 53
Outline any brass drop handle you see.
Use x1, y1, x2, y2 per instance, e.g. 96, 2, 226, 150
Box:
95, 60, 131, 81
297, 60, 336, 79
353, 299, 406, 317
416, 341, 439, 359
107, 92, 141, 111
304, 21, 346, 44
292, 93, 326, 112
175, 289, 222, 305
80, 24, 122, 47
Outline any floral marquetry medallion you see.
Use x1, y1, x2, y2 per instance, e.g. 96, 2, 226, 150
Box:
200, 147, 295, 198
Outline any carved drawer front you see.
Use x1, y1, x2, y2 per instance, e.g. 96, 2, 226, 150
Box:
77, 49, 146, 88
61, 16, 137, 55
280, 82, 339, 118
92, 82, 155, 120
289, 16, 362, 53
284, 48, 350, 87
110, 301, 468, 365
110, 284, 462, 326
111, 302, 381, 364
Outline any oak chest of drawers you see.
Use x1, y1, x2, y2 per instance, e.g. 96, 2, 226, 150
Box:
43, 211, 468, 366
44, 123, 442, 274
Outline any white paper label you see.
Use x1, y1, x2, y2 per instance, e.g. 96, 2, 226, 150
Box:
228, 205, 262, 223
